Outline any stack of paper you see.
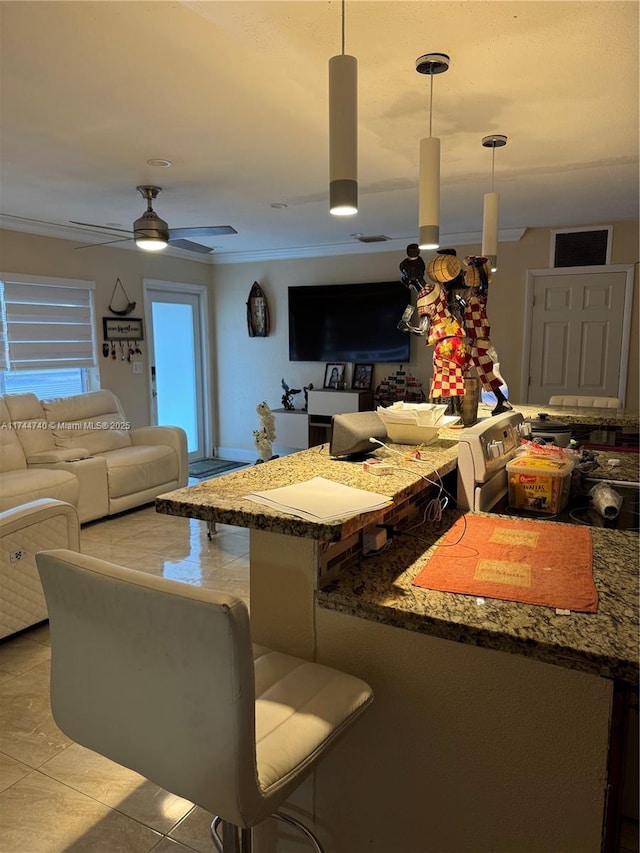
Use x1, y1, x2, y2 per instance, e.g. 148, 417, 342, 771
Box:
246, 476, 392, 522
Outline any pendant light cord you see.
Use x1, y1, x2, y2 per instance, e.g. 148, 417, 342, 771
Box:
491, 145, 496, 192
428, 71, 434, 137
341, 0, 345, 55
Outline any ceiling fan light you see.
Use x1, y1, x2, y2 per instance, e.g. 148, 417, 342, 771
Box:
135, 237, 167, 251
134, 210, 169, 251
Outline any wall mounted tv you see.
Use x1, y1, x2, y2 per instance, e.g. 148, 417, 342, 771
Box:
288, 280, 410, 363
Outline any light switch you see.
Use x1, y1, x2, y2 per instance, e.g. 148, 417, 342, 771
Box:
133, 361, 143, 374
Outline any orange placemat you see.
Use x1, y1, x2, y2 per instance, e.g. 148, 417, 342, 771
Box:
413, 516, 597, 612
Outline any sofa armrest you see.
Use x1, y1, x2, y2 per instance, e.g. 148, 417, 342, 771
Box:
131, 426, 188, 487
26, 448, 91, 464
0, 498, 80, 551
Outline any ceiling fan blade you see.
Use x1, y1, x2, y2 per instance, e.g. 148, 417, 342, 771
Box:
75, 237, 134, 249
70, 221, 133, 234
168, 225, 237, 239
168, 238, 214, 255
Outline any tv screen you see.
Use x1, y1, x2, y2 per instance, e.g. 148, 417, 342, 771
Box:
288, 281, 411, 363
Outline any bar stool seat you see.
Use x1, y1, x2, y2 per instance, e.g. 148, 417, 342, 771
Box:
36, 549, 373, 852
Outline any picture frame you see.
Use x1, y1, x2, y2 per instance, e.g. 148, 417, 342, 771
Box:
102, 317, 144, 341
352, 363, 373, 390
323, 362, 346, 390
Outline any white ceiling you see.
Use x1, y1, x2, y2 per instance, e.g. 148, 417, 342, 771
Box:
1, 0, 638, 264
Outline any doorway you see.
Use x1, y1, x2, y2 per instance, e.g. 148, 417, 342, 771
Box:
143, 280, 210, 461
521, 265, 634, 405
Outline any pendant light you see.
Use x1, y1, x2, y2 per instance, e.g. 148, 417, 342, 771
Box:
416, 53, 449, 250
329, 0, 357, 216
481, 134, 507, 272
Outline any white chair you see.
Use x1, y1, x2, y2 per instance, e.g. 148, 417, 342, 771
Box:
36, 549, 373, 853
548, 395, 622, 408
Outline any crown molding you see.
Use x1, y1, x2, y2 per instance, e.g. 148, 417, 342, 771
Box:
0, 215, 526, 266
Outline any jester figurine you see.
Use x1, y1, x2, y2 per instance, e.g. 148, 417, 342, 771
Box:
462, 255, 512, 415
400, 244, 468, 416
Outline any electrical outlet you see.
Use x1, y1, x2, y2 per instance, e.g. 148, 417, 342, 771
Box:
133, 361, 143, 374
10, 549, 26, 563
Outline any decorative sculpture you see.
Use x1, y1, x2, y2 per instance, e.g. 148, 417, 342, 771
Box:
253, 401, 276, 462
281, 378, 301, 411
400, 243, 467, 416
462, 256, 512, 415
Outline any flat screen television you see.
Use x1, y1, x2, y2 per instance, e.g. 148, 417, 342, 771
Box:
288, 281, 411, 363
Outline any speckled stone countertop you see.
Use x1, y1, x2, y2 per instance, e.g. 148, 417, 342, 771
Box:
509, 402, 639, 429
156, 439, 460, 542
318, 511, 639, 686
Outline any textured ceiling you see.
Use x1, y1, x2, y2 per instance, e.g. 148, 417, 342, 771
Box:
0, 0, 638, 263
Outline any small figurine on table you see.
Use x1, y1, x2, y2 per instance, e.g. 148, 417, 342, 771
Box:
281, 378, 301, 411
462, 256, 512, 416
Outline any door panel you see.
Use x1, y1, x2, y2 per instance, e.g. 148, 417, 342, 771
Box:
526, 268, 632, 404
143, 281, 209, 462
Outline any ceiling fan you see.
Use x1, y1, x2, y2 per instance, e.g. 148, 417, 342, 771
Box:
71, 186, 237, 254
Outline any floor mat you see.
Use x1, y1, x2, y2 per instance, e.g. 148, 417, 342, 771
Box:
413, 514, 597, 612
188, 458, 248, 479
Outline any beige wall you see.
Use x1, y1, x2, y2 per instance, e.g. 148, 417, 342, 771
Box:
212, 221, 638, 457
0, 229, 209, 428
1, 220, 637, 456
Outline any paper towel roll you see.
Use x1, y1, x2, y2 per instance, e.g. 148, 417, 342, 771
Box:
589, 483, 623, 520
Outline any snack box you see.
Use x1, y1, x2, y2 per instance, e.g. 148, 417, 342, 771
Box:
506, 456, 573, 514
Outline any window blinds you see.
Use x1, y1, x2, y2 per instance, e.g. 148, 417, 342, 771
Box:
0, 275, 97, 371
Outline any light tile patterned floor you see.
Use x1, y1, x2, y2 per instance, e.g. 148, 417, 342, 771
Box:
0, 497, 249, 853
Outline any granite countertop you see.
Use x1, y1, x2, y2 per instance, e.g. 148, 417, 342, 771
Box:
156, 440, 459, 542
509, 402, 639, 429
586, 451, 639, 485
318, 511, 639, 686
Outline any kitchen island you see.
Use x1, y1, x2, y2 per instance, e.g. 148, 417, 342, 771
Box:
157, 429, 638, 853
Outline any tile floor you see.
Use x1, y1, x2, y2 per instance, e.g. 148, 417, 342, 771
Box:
0, 495, 249, 853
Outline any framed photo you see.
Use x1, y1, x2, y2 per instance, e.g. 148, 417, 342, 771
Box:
323, 362, 345, 390
352, 363, 373, 390
102, 317, 144, 341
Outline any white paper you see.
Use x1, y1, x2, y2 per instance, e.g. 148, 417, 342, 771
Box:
245, 476, 392, 522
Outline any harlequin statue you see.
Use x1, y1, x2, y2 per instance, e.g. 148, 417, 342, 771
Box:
462, 255, 512, 415
400, 244, 468, 415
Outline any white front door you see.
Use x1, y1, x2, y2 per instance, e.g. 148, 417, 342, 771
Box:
143, 280, 210, 461
522, 265, 634, 404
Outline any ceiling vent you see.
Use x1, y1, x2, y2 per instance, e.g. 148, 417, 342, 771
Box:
551, 225, 612, 268
356, 234, 390, 243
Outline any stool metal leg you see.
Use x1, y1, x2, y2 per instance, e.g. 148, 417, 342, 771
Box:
273, 811, 325, 853
210, 817, 252, 853
211, 811, 324, 853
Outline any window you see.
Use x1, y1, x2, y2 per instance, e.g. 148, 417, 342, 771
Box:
0, 274, 99, 398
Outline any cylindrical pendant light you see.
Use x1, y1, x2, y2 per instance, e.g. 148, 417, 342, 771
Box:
416, 53, 449, 250
481, 134, 507, 272
329, 2, 357, 216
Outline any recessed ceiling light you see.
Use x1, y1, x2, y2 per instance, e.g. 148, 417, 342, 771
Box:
146, 159, 172, 168
270, 202, 288, 209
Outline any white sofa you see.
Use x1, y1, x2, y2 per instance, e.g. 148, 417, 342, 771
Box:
1, 390, 188, 523
0, 499, 80, 639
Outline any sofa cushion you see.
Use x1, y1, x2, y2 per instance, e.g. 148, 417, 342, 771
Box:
42, 390, 132, 454
0, 468, 79, 512
4, 392, 57, 457
100, 445, 178, 499
0, 399, 27, 474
